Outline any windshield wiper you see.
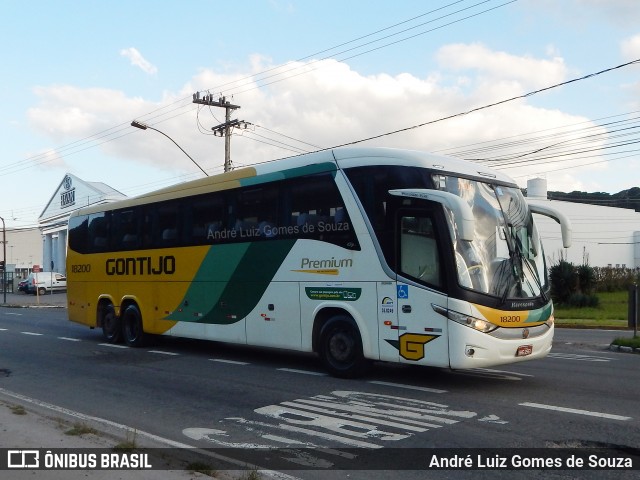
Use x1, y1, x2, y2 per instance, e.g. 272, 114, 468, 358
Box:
492, 190, 521, 305
515, 236, 548, 303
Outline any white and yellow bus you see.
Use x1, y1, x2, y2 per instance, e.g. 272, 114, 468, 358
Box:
67, 147, 571, 377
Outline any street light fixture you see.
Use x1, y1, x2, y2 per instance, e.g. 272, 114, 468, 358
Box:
130, 120, 208, 177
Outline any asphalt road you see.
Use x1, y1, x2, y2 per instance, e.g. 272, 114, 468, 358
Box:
1, 308, 638, 479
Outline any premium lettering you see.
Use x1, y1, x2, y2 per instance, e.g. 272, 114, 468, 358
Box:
106, 256, 176, 276
300, 257, 353, 269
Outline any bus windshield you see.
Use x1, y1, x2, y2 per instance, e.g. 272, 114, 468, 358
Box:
434, 175, 548, 301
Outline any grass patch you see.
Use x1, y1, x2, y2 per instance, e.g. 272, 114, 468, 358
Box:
554, 290, 630, 328
113, 429, 138, 452
187, 462, 217, 477
9, 405, 26, 415
241, 470, 261, 480
611, 336, 640, 349
65, 422, 97, 436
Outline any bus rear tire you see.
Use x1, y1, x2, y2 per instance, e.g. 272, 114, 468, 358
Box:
122, 304, 148, 347
101, 303, 122, 343
319, 315, 369, 378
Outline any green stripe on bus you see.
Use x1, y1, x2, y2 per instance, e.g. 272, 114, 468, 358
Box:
525, 302, 553, 323
165, 240, 296, 324
239, 162, 336, 187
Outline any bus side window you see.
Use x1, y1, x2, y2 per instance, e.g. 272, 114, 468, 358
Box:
111, 209, 140, 251
287, 174, 359, 249
190, 194, 225, 245
88, 213, 109, 253
398, 214, 442, 288
68, 215, 89, 253
233, 185, 279, 240
155, 202, 181, 247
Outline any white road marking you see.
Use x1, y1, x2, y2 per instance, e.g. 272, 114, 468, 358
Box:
478, 414, 508, 424
548, 353, 613, 362
224, 418, 358, 459
148, 350, 179, 356
209, 358, 249, 365
58, 337, 81, 342
474, 367, 534, 377
520, 402, 631, 421
99, 343, 129, 349
277, 368, 326, 376
368, 380, 446, 393
20, 331, 43, 336
452, 369, 523, 381
4, 312, 22, 316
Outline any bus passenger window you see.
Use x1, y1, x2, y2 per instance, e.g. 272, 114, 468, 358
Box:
88, 213, 109, 253
155, 203, 181, 247
399, 215, 441, 288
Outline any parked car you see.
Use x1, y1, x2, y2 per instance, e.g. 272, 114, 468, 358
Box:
25, 272, 67, 295
17, 278, 30, 293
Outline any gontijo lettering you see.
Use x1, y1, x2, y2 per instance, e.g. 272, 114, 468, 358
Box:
106, 256, 176, 275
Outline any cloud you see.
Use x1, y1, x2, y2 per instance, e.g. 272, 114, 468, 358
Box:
436, 43, 568, 91
575, 0, 640, 25
621, 34, 640, 61
525, 0, 640, 27
27, 45, 608, 193
120, 47, 158, 75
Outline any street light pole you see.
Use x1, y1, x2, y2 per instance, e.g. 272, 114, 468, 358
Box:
130, 121, 208, 177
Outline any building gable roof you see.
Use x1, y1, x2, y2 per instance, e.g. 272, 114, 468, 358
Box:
39, 173, 126, 225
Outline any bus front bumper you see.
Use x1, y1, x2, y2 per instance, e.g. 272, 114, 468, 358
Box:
448, 321, 554, 369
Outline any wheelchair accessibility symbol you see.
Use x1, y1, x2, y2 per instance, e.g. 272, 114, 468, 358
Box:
397, 285, 409, 299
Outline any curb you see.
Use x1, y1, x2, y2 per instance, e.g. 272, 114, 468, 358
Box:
608, 344, 640, 354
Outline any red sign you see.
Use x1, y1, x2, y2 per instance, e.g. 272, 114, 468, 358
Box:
32, 265, 41, 273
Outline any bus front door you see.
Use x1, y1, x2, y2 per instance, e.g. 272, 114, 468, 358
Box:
394, 210, 450, 368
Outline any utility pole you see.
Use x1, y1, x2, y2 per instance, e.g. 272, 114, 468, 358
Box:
193, 92, 248, 172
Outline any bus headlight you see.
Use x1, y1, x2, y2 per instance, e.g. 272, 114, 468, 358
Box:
546, 313, 555, 327
448, 310, 498, 333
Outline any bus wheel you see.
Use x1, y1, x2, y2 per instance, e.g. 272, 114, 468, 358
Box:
122, 304, 147, 347
101, 303, 122, 343
319, 315, 369, 378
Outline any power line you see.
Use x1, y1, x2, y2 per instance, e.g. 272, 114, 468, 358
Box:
307, 58, 640, 152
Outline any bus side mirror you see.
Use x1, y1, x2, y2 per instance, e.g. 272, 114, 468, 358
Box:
389, 189, 475, 242
528, 201, 572, 248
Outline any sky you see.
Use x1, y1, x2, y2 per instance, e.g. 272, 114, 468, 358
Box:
1, 0, 639, 230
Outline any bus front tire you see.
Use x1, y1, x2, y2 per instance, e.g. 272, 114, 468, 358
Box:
101, 304, 122, 343
122, 304, 147, 347
319, 316, 368, 378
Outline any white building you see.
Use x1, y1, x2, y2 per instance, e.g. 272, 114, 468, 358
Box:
526, 178, 640, 269
38, 174, 126, 275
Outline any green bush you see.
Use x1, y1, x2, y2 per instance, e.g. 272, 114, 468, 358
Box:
549, 260, 577, 304
549, 259, 600, 307
593, 266, 640, 292
577, 264, 597, 295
